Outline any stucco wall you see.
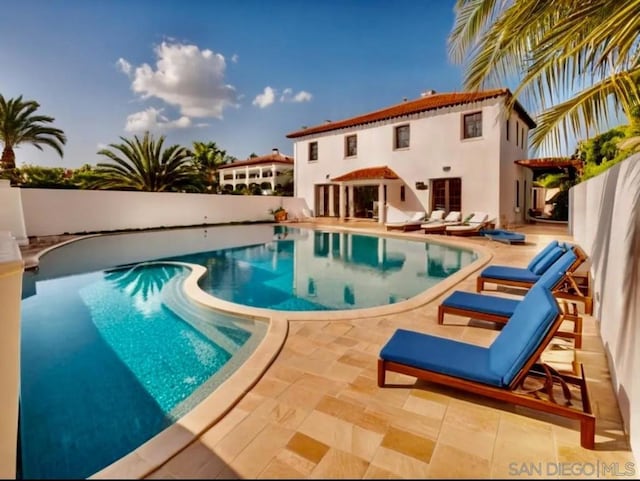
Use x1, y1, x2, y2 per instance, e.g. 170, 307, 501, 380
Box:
293, 98, 530, 226
0, 181, 28, 245
19, 189, 300, 237
569, 153, 640, 458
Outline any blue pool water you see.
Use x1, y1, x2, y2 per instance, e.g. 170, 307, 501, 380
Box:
20, 263, 262, 479
18, 224, 476, 479
170, 226, 477, 310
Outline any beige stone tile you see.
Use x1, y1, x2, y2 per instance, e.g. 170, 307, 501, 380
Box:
308, 448, 369, 479
364, 402, 443, 441
292, 372, 348, 396
323, 360, 363, 383
213, 412, 270, 463
276, 382, 325, 411
427, 443, 491, 478
257, 457, 307, 479
251, 376, 291, 398
270, 448, 317, 476
380, 425, 436, 463
369, 446, 431, 478
298, 410, 354, 453
287, 431, 330, 465
199, 407, 249, 449
231, 423, 294, 478
158, 441, 224, 478
362, 464, 403, 479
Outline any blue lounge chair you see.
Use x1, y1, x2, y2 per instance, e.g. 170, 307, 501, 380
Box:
438, 249, 583, 347
477, 242, 592, 314
482, 229, 526, 244
378, 286, 595, 449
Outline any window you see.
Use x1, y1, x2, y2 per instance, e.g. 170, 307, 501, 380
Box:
309, 141, 318, 161
516, 180, 520, 209
345, 135, 357, 157
521, 126, 526, 149
400, 185, 406, 202
506, 119, 510, 141
394, 124, 410, 149
463, 112, 482, 139
516, 121, 520, 146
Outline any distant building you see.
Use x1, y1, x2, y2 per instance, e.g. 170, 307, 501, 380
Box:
286, 89, 536, 227
218, 148, 294, 193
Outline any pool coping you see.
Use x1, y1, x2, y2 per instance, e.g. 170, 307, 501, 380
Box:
25, 225, 493, 479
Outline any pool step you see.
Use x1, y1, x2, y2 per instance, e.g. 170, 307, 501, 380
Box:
160, 275, 250, 355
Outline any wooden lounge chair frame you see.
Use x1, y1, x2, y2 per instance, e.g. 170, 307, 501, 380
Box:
378, 310, 596, 449
476, 245, 593, 315
438, 298, 583, 348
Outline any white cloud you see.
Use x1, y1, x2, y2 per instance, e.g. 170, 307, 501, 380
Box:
293, 90, 312, 102
124, 107, 193, 132
116, 58, 132, 75
231, 54, 239, 63
121, 41, 238, 118
252, 86, 276, 108
279, 88, 313, 103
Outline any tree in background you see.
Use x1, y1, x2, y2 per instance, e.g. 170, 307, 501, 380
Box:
0, 94, 66, 170
190, 141, 227, 193
92, 131, 197, 192
449, 0, 640, 155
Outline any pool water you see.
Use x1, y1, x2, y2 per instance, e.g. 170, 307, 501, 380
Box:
18, 224, 476, 479
20, 263, 263, 479
171, 226, 477, 310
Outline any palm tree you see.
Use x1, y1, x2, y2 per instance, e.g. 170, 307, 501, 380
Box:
448, 0, 640, 154
190, 141, 227, 193
92, 131, 197, 192
0, 94, 66, 169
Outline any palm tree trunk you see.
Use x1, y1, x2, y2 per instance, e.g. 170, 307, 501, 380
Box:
1, 145, 16, 169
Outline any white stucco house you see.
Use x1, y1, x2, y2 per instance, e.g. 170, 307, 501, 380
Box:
286, 89, 537, 227
218, 148, 294, 193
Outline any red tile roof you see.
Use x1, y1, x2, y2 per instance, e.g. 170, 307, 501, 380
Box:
331, 166, 400, 182
515, 157, 583, 169
218, 151, 293, 170
287, 89, 536, 138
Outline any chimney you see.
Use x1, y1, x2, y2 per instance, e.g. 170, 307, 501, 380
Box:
421, 89, 437, 97
272, 147, 280, 156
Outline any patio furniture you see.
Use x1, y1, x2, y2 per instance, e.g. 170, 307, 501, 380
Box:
385, 208, 427, 231
378, 285, 595, 449
445, 212, 491, 236
477, 242, 592, 314
438, 248, 583, 347
421, 211, 462, 234
482, 229, 526, 244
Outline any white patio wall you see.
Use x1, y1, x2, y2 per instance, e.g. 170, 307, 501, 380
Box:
0, 181, 28, 245
18, 189, 303, 237
569, 153, 640, 458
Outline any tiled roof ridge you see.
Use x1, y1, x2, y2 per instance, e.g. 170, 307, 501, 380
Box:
219, 153, 294, 169
331, 166, 400, 182
287, 88, 536, 138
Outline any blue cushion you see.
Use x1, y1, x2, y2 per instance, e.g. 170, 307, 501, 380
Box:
380, 329, 502, 386
528, 245, 565, 275
525, 240, 559, 271
480, 265, 540, 283
534, 248, 577, 290
489, 286, 560, 386
442, 291, 520, 317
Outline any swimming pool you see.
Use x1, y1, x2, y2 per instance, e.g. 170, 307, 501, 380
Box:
18, 224, 477, 478
171, 225, 477, 310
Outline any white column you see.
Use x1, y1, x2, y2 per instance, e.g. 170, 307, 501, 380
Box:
348, 185, 355, 217
328, 185, 336, 217
271, 165, 276, 190
232, 169, 237, 189
245, 166, 250, 185
378, 183, 386, 224
339, 184, 346, 219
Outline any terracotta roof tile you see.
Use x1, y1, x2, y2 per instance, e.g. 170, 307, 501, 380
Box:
219, 152, 293, 170
331, 166, 399, 182
515, 157, 583, 169
287, 89, 536, 138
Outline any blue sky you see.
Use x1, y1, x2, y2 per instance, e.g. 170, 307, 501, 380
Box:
1, 0, 467, 168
